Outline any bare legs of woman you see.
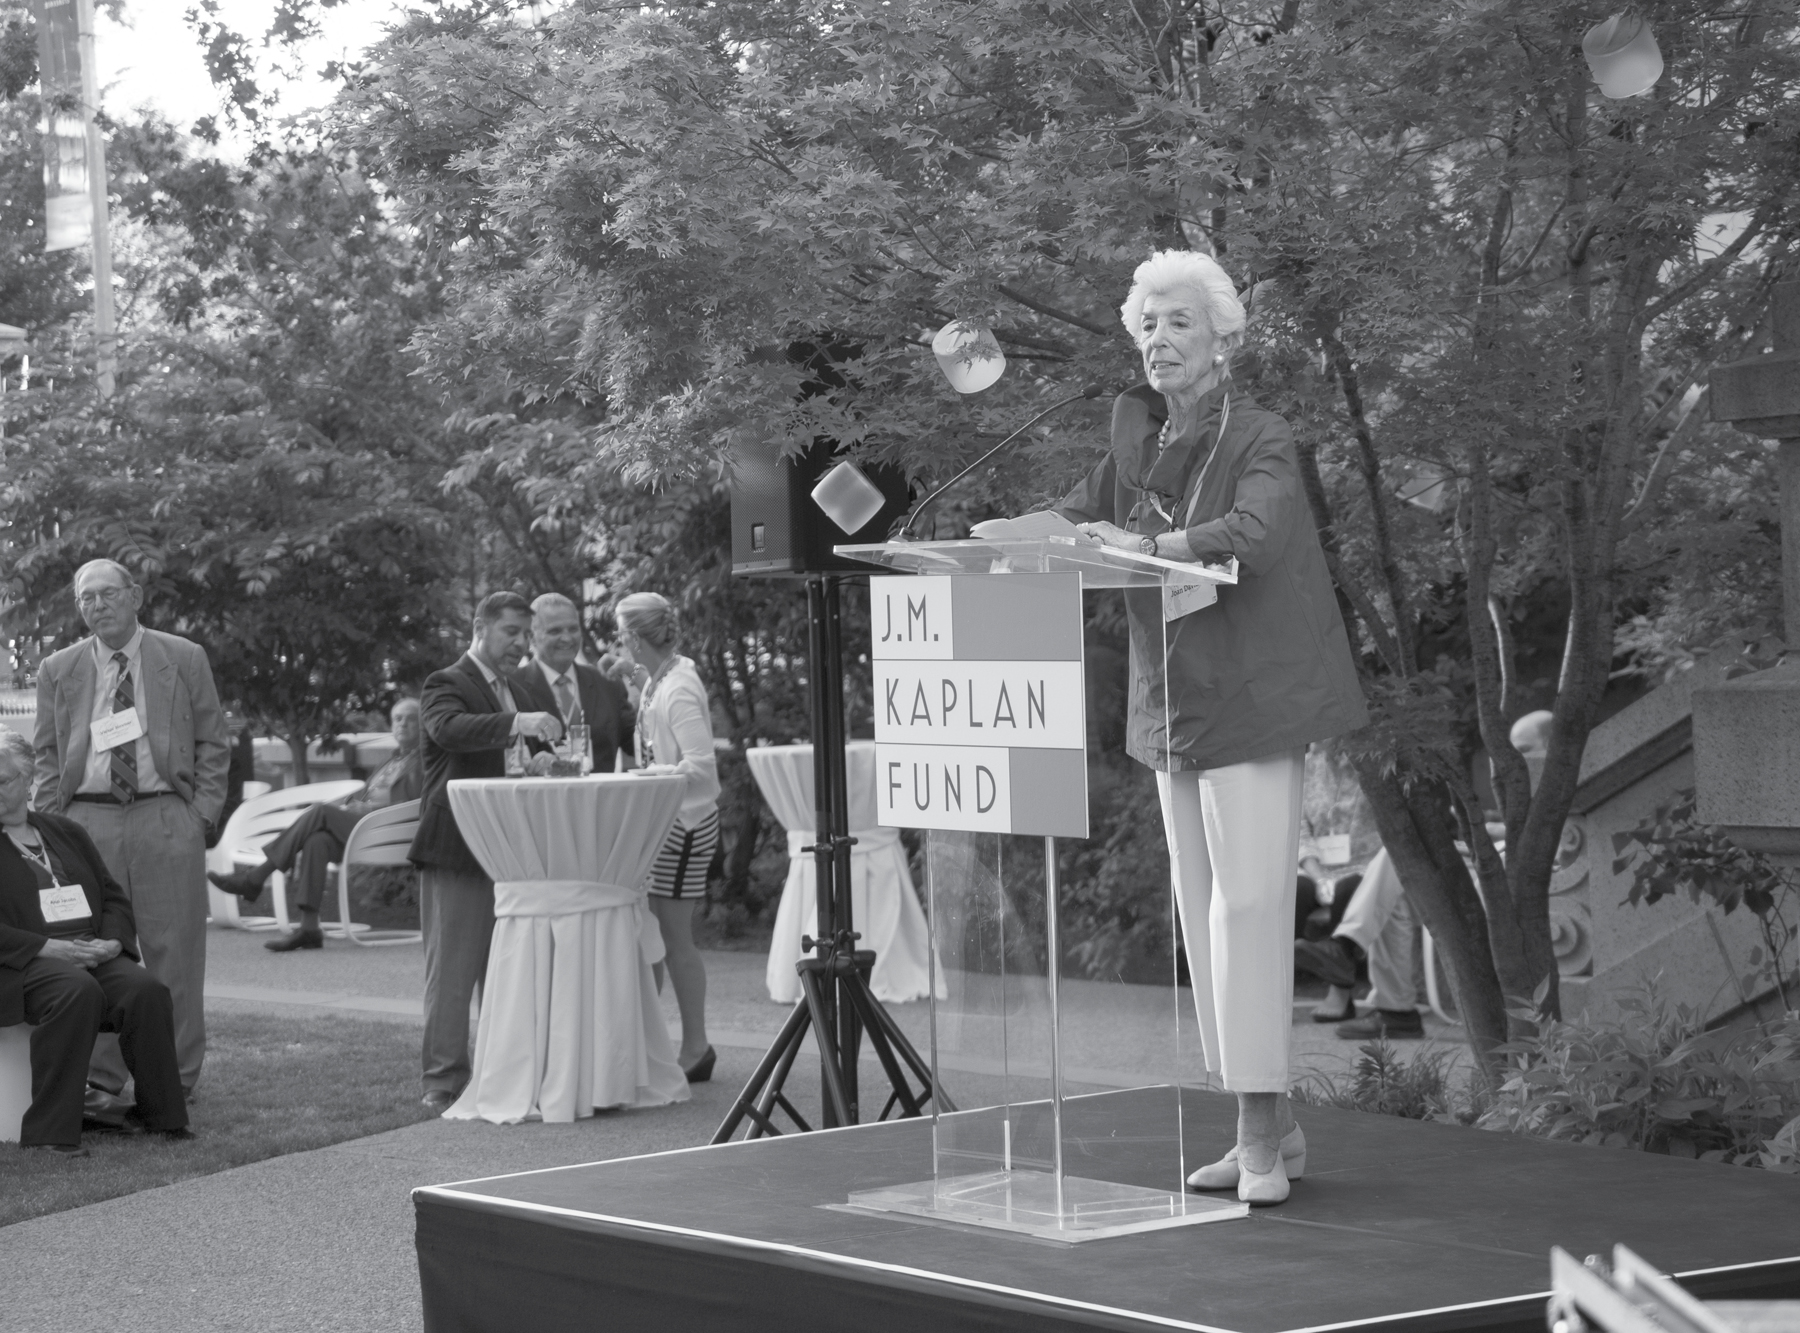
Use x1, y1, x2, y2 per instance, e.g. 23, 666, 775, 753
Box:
649, 896, 710, 1068
1237, 1091, 1293, 1173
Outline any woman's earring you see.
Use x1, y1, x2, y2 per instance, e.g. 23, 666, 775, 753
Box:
1212, 354, 1225, 365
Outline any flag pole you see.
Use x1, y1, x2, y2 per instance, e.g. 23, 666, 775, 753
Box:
73, 0, 115, 397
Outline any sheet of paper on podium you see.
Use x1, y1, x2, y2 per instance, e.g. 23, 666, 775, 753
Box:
871, 573, 1087, 838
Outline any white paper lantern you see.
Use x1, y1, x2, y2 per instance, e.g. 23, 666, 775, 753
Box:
931, 320, 1005, 394
1582, 12, 1664, 100
811, 459, 888, 534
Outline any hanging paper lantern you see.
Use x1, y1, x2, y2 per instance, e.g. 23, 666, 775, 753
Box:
811, 459, 888, 534
1582, 12, 1664, 100
931, 320, 1006, 394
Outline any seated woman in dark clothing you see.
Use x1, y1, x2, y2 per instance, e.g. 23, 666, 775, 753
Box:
0, 728, 190, 1157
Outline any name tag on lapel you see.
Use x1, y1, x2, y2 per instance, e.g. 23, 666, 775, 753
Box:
91, 708, 144, 753
40, 883, 91, 923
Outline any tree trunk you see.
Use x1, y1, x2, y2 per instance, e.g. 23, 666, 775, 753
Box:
285, 729, 312, 786
1350, 757, 1510, 1090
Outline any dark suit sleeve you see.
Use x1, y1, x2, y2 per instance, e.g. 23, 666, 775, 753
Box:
421, 669, 517, 754
186, 640, 230, 822
1056, 450, 1116, 524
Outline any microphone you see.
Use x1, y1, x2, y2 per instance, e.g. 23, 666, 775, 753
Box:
895, 382, 1112, 541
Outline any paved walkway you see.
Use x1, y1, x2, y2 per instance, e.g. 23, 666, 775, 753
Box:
2, 924, 1467, 1333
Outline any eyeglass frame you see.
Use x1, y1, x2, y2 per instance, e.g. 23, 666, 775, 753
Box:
75, 586, 134, 610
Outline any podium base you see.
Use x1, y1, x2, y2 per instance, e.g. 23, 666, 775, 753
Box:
846, 1168, 1247, 1241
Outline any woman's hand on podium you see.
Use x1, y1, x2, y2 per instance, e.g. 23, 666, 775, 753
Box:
1076, 520, 1140, 551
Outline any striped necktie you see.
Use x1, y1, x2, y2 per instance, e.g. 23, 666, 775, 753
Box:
554, 675, 581, 726
109, 651, 138, 803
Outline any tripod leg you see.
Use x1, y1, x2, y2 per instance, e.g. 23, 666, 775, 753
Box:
711, 999, 811, 1145
859, 978, 956, 1113
845, 979, 926, 1118
799, 963, 854, 1127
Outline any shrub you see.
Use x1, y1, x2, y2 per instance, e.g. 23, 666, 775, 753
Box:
1477, 990, 1800, 1169
1293, 1040, 1464, 1122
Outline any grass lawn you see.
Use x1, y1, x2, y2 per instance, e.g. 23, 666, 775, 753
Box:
2, 1009, 433, 1229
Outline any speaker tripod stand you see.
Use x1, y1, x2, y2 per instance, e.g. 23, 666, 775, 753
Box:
711, 575, 950, 1142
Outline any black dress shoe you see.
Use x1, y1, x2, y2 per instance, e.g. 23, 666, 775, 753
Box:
1294, 937, 1361, 989
683, 1046, 717, 1084
208, 868, 269, 898
23, 1143, 89, 1158
1336, 1008, 1426, 1040
264, 927, 324, 952
421, 1090, 457, 1115
82, 1116, 146, 1136
159, 1127, 198, 1142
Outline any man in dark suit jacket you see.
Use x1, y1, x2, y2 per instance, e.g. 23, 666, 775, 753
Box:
0, 729, 189, 1154
511, 593, 635, 772
410, 592, 563, 1114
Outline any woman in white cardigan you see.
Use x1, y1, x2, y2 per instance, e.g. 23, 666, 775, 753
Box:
616, 592, 721, 1083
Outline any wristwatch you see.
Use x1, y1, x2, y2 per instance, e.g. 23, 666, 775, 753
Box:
1139, 534, 1158, 556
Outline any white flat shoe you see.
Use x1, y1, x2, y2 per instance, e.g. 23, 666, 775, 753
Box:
1186, 1123, 1306, 1190
1238, 1149, 1290, 1206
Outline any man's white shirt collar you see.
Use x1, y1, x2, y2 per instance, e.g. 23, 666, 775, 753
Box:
469, 651, 506, 689
535, 658, 575, 690
91, 623, 145, 670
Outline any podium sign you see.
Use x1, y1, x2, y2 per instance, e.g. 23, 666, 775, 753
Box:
845, 540, 1246, 1241
872, 573, 1087, 838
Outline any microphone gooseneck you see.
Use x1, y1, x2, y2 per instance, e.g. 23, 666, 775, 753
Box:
895, 382, 1111, 541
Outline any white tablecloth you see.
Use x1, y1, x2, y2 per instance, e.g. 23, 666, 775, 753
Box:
747, 743, 941, 1005
443, 774, 690, 1123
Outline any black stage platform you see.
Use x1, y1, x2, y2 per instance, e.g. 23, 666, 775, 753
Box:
414, 1087, 1800, 1333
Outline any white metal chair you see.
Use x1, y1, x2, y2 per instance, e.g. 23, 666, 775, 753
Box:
334, 799, 423, 946
206, 781, 366, 931
0, 1024, 33, 1143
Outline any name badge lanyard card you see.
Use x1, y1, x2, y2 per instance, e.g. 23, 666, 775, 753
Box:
1145, 393, 1229, 623
11, 834, 91, 924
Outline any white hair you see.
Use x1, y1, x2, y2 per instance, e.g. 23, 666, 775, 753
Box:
1119, 249, 1247, 350
531, 592, 579, 619
73, 558, 136, 590
0, 727, 32, 778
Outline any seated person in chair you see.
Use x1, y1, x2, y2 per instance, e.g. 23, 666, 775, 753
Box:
0, 727, 191, 1156
208, 699, 425, 951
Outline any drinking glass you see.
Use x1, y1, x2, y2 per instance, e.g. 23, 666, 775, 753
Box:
566, 724, 592, 775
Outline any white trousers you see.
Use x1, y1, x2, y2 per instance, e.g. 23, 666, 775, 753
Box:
1158, 748, 1305, 1094
1335, 848, 1418, 1010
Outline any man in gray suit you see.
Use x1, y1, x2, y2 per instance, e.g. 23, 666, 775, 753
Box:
34, 559, 228, 1099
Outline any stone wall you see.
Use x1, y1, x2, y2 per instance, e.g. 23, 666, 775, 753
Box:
1557, 652, 1767, 1024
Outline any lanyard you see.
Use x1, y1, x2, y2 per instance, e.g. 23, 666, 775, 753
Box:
1143, 392, 1231, 530
6, 830, 62, 887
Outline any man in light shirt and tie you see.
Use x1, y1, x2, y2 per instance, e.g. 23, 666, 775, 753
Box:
33, 559, 229, 1104
510, 593, 635, 775
408, 591, 564, 1113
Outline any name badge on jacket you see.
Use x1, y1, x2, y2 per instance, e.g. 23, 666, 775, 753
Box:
91, 708, 145, 753
40, 883, 91, 924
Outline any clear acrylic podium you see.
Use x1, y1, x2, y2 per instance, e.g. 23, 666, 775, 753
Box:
837, 537, 1248, 1241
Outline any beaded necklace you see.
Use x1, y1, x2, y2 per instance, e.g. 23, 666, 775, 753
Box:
4, 825, 62, 886
634, 656, 679, 765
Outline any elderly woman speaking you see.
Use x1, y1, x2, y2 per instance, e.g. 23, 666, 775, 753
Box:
1057, 249, 1367, 1205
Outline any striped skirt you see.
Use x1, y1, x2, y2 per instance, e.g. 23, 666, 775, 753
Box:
647, 811, 719, 900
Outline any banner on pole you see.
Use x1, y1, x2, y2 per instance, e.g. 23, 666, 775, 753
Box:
872, 573, 1088, 838
32, 0, 90, 252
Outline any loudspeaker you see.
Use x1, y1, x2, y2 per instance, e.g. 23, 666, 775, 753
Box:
729, 436, 911, 576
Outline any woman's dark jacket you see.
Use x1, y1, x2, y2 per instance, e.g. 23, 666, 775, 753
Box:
0, 811, 139, 1025
1057, 381, 1368, 771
